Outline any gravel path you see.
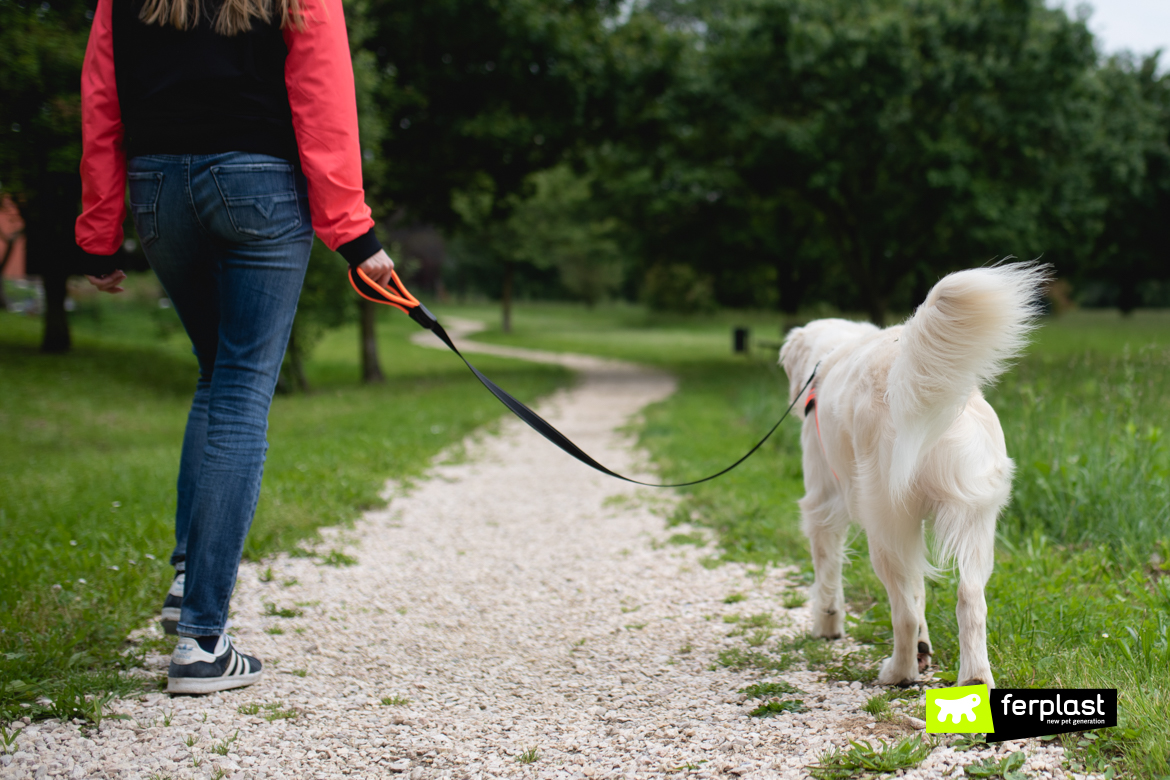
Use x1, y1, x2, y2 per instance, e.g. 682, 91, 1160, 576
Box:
2, 322, 1076, 780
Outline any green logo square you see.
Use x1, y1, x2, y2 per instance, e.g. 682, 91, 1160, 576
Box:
926, 684, 995, 733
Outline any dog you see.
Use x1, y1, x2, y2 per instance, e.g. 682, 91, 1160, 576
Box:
779, 263, 1049, 688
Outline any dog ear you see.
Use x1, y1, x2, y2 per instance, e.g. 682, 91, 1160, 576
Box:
779, 327, 809, 404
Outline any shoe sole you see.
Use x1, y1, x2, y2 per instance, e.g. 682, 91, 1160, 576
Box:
167, 670, 263, 695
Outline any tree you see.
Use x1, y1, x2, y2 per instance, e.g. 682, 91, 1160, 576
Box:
1079, 54, 1170, 313
1, 0, 94, 351
598, 0, 1125, 323
359, 0, 620, 329
279, 239, 353, 392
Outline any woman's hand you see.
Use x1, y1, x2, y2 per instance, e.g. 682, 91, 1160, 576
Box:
358, 249, 395, 288
85, 270, 127, 294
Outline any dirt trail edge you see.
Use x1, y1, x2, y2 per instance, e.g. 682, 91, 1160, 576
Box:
3, 320, 1073, 780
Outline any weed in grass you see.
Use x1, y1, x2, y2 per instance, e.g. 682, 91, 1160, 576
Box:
714, 648, 795, 672
624, 623, 646, 630
724, 592, 747, 604
320, 549, 357, 567
211, 769, 227, 780
821, 652, 880, 684
740, 681, 802, 698
951, 734, 989, 751
748, 698, 805, 717
862, 693, 893, 720
262, 702, 298, 721
262, 603, 303, 619
0, 724, 18, 753
291, 668, 308, 677
211, 730, 239, 756
723, 614, 741, 624
184, 734, 199, 748
678, 643, 693, 655
781, 591, 807, 609
281, 578, 299, 587
516, 747, 539, 764
964, 751, 1027, 779
265, 626, 284, 635
744, 628, 773, 647
381, 695, 410, 706
191, 756, 201, 768
668, 532, 706, 546
258, 567, 274, 583
810, 735, 936, 780
237, 703, 261, 715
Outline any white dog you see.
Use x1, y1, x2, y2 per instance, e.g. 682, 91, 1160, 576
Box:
779, 264, 1049, 688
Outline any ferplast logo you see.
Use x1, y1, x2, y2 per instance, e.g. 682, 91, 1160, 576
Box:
925, 684, 995, 734
923, 687, 1117, 742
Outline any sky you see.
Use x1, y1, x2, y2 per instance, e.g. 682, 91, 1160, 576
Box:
1050, 0, 1170, 60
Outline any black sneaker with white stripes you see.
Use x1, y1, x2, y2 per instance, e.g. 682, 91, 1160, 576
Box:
160, 570, 183, 635
167, 635, 263, 695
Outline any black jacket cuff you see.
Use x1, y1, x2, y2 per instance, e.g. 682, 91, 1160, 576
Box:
80, 252, 122, 277
337, 228, 383, 267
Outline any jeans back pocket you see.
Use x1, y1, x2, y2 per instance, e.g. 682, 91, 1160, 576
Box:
128, 171, 164, 247
210, 163, 302, 240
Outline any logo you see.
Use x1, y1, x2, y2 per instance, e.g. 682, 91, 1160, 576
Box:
926, 685, 995, 734
925, 686, 1117, 742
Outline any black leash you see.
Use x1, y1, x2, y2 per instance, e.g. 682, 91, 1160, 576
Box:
350, 268, 813, 488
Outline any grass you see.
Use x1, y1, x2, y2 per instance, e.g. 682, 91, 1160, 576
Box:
4, 286, 1169, 774
460, 301, 1170, 778
748, 698, 806, 717
809, 735, 936, 779
0, 276, 569, 723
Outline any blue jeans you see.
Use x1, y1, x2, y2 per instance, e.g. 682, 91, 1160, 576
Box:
128, 152, 313, 637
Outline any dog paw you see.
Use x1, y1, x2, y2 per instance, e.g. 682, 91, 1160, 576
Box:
958, 675, 995, 689
917, 641, 932, 673
877, 657, 917, 687
811, 608, 845, 639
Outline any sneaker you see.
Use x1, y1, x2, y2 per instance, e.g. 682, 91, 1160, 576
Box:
167, 635, 263, 695
160, 571, 184, 635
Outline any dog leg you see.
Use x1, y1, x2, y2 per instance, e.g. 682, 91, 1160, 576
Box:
801, 497, 848, 640
870, 541, 921, 686
915, 577, 932, 673
939, 503, 997, 689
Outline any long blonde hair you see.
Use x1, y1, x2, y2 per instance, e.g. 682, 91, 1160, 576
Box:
138, 0, 309, 36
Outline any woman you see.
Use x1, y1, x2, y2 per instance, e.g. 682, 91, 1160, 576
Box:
75, 0, 392, 694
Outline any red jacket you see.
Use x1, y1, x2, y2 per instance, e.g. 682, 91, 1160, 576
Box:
75, 0, 380, 265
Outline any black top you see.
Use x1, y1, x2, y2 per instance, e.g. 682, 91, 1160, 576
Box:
111, 0, 299, 162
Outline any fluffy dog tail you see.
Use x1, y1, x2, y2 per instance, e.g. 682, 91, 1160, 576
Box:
887, 262, 1050, 498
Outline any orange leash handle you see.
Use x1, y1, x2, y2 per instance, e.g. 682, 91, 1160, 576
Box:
348, 267, 437, 329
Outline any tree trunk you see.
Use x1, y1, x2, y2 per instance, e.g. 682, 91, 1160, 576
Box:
278, 327, 310, 393
360, 297, 384, 383
0, 233, 16, 311
501, 261, 514, 334
40, 271, 71, 353
500, 261, 514, 336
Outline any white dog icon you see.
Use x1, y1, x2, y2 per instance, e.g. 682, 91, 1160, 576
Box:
935, 693, 981, 724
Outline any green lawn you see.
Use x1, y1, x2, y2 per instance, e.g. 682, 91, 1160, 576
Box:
0, 279, 570, 723
464, 302, 1170, 779
3, 286, 1168, 776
